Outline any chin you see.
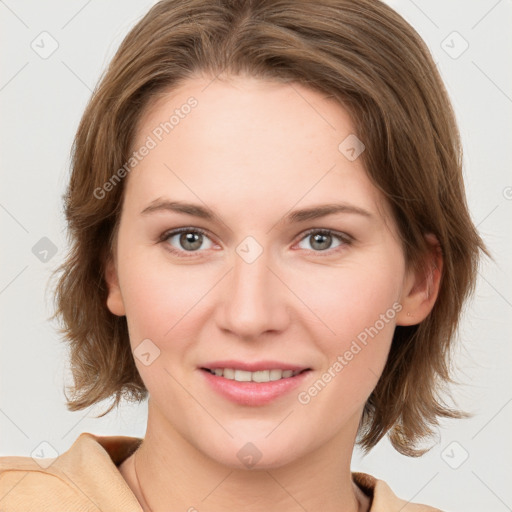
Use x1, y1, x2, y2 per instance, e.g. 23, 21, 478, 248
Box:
195, 431, 309, 471
215, 448, 301, 471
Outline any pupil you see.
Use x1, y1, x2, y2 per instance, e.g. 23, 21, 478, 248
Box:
311, 233, 330, 250
181, 232, 201, 250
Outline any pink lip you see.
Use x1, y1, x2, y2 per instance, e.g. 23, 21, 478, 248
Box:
201, 360, 309, 372
199, 368, 312, 406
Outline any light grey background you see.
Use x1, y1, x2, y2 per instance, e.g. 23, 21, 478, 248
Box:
1, 1, 511, 511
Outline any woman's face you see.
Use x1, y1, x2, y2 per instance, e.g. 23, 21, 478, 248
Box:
106, 75, 419, 468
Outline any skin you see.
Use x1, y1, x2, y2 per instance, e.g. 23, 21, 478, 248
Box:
106, 75, 441, 512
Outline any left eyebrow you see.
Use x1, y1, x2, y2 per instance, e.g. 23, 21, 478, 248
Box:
281, 203, 373, 224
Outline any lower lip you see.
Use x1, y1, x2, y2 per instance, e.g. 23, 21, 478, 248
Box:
200, 369, 311, 406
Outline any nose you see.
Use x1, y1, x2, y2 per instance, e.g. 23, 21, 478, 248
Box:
216, 244, 290, 341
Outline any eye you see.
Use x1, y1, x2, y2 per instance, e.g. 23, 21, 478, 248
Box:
295, 229, 352, 254
159, 227, 352, 258
160, 227, 216, 257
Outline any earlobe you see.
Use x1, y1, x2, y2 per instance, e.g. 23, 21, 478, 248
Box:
395, 234, 443, 326
105, 257, 126, 317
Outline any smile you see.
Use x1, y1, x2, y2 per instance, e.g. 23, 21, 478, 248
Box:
202, 368, 307, 382
199, 363, 312, 406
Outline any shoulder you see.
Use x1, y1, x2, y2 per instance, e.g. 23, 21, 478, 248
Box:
352, 472, 445, 512
0, 432, 143, 512
0, 453, 87, 510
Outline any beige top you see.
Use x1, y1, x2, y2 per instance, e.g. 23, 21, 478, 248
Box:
0, 432, 442, 511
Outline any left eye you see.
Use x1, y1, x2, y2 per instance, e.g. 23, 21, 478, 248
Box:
296, 229, 349, 253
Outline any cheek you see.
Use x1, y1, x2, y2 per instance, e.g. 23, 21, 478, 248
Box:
117, 255, 214, 393
116, 248, 212, 348
292, 257, 403, 388
295, 255, 402, 336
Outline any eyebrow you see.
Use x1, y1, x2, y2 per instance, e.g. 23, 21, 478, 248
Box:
140, 199, 373, 224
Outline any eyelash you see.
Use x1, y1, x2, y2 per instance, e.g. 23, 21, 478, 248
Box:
158, 227, 353, 259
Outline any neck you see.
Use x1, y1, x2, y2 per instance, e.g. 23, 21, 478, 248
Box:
123, 402, 369, 512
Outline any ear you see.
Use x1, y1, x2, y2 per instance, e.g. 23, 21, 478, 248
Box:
395, 234, 443, 326
105, 256, 126, 317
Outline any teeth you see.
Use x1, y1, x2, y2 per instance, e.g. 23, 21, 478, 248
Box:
269, 369, 282, 381
234, 370, 252, 382
253, 370, 270, 382
207, 368, 303, 382
223, 368, 235, 379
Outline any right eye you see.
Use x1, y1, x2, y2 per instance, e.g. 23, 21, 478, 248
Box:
160, 227, 217, 257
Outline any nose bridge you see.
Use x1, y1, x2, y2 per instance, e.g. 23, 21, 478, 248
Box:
219, 238, 288, 338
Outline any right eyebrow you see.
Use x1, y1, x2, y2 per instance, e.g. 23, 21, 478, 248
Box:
141, 199, 217, 221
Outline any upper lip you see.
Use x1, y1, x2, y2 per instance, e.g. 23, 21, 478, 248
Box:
200, 360, 311, 372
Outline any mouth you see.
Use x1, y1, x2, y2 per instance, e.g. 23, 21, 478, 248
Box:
199, 362, 312, 406
200, 367, 310, 382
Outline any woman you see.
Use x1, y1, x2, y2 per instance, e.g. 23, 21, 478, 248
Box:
0, 0, 486, 510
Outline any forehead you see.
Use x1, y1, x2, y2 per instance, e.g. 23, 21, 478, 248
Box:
124, 75, 389, 224
135, 75, 356, 158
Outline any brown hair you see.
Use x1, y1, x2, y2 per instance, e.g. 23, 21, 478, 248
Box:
52, 0, 487, 456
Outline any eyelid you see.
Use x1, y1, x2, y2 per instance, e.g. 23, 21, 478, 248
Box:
158, 226, 216, 246
159, 226, 212, 240
294, 227, 353, 245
